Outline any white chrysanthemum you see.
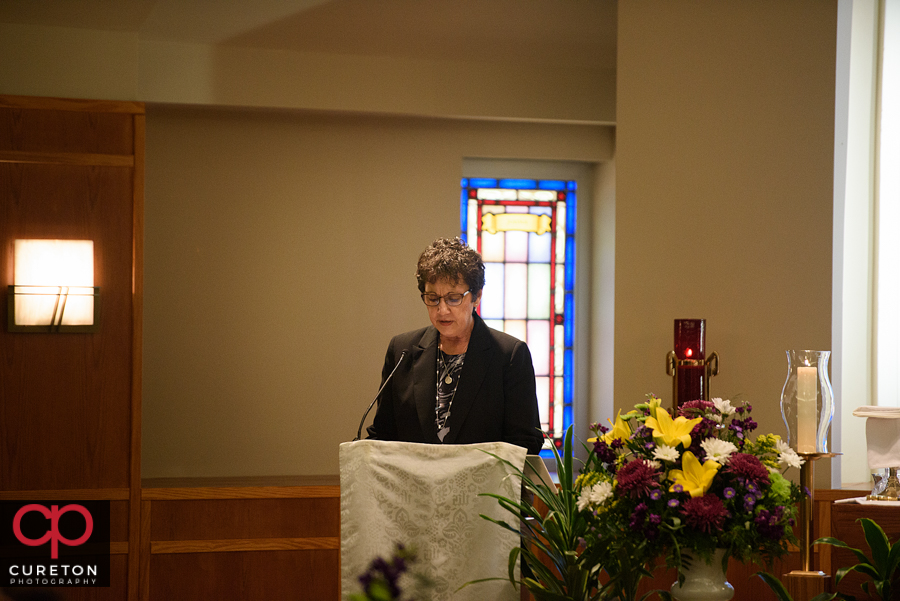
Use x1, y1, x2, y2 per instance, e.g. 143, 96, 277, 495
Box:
589, 481, 614, 505
700, 437, 738, 463
653, 444, 680, 462
646, 459, 662, 470
712, 397, 736, 417
576, 488, 593, 512
653, 444, 678, 461
577, 481, 614, 511
779, 449, 805, 469
774, 438, 792, 454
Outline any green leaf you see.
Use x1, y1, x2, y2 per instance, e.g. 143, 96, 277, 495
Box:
886, 535, 900, 576
860, 518, 892, 575
755, 571, 795, 601
817, 537, 872, 567
508, 545, 522, 585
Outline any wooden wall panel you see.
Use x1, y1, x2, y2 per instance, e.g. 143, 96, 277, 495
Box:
149, 550, 339, 601
150, 498, 339, 540
0, 163, 134, 490
0, 95, 143, 600
0, 109, 135, 155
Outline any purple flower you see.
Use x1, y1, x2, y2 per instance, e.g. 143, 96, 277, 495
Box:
629, 502, 648, 529
616, 459, 660, 498
673, 484, 684, 493
593, 439, 617, 467
755, 507, 786, 540
668, 498, 681, 508
682, 494, 729, 533
744, 494, 757, 511
650, 489, 662, 500
727, 453, 770, 485
724, 487, 736, 499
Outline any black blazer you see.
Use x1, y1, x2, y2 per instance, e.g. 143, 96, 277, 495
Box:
367, 313, 544, 454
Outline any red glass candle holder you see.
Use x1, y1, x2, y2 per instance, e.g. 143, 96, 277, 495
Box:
666, 319, 717, 408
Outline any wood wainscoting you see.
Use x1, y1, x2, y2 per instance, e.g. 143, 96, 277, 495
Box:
140, 476, 340, 601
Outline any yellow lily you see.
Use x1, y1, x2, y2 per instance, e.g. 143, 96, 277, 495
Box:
644, 407, 701, 448
668, 451, 721, 497
602, 412, 631, 444
645, 395, 662, 420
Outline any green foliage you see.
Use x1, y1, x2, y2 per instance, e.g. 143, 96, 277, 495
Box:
469, 426, 662, 601
815, 517, 900, 601
756, 517, 900, 601
753, 571, 836, 601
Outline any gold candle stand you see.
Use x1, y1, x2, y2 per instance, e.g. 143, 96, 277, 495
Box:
784, 452, 838, 601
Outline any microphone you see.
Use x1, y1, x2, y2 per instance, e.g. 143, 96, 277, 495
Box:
354, 350, 408, 441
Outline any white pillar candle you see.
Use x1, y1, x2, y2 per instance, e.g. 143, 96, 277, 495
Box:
797, 366, 818, 452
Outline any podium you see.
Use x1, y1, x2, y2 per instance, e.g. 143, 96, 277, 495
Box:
339, 440, 527, 600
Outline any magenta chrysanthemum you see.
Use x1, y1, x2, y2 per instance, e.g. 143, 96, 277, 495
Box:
726, 453, 770, 484
678, 400, 715, 417
682, 494, 729, 533
615, 459, 659, 498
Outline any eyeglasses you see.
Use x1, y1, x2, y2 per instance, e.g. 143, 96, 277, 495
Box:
421, 290, 471, 307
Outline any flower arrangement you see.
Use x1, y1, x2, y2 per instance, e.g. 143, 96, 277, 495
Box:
349, 543, 433, 601
578, 396, 806, 578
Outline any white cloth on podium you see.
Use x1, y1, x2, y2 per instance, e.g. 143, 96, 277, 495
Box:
853, 406, 900, 468
340, 440, 526, 601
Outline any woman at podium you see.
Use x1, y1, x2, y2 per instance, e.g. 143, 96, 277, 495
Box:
366, 237, 543, 454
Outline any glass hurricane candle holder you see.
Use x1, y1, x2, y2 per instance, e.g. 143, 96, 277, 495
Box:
780, 350, 834, 453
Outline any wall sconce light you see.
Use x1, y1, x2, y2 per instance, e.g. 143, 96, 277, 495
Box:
8, 239, 99, 333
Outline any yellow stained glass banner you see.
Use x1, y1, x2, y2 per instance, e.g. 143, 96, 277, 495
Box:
482, 212, 552, 235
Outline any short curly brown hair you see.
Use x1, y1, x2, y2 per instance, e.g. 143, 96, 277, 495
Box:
415, 237, 485, 294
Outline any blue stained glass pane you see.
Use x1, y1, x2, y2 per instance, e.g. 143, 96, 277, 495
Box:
564, 349, 573, 399
460, 190, 468, 235
564, 404, 573, 430
499, 178, 536, 189
468, 178, 497, 188
461, 178, 468, 187
539, 448, 554, 459
565, 238, 576, 289
538, 180, 566, 190
566, 192, 577, 235
567, 181, 577, 191
564, 293, 574, 346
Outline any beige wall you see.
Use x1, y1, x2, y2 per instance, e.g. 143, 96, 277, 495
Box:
142, 106, 613, 476
1, 1, 844, 482
616, 1, 838, 484
0, 22, 614, 124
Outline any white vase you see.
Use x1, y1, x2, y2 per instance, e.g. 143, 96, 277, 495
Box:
670, 548, 735, 601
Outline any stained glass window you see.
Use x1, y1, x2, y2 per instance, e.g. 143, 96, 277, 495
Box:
460, 177, 576, 454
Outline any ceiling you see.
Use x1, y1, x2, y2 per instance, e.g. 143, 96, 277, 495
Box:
0, 0, 617, 70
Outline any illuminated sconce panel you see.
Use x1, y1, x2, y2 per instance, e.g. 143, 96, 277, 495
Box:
8, 239, 99, 333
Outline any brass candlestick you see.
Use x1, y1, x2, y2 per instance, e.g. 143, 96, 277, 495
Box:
784, 452, 838, 600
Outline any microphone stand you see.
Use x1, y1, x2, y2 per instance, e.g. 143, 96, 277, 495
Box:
354, 350, 407, 441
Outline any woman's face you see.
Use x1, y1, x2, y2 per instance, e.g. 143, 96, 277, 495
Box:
423, 278, 481, 343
